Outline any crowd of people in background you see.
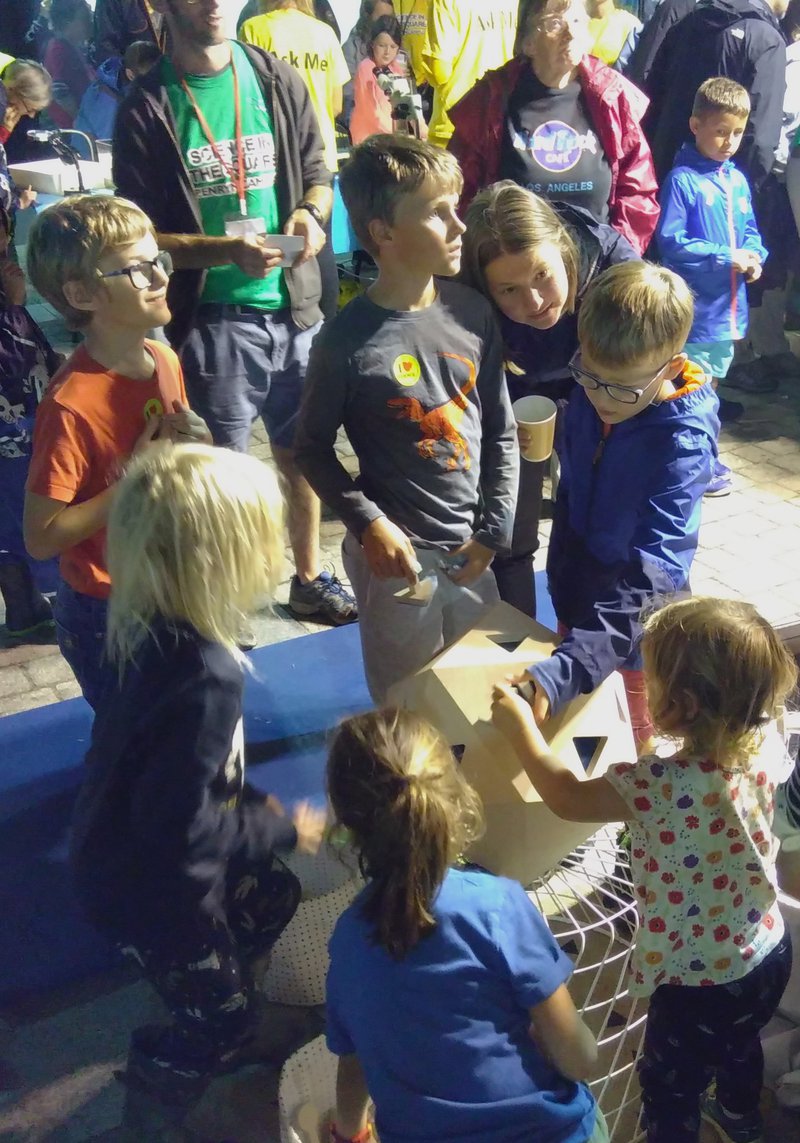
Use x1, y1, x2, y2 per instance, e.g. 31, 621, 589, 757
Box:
2, 2, 800, 1142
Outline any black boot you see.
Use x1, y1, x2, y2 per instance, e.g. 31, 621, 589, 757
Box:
0, 561, 54, 640
115, 1033, 207, 1142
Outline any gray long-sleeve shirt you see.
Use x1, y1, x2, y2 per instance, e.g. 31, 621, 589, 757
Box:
295, 280, 518, 552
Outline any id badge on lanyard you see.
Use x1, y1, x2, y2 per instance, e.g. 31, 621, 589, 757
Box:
180, 52, 267, 239
224, 213, 266, 238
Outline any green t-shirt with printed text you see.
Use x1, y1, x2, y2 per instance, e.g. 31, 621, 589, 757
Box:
163, 42, 290, 308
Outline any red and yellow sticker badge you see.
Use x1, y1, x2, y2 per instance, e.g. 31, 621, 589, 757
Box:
392, 353, 421, 386
143, 397, 165, 420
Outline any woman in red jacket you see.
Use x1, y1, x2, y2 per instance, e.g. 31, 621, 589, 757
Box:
448, 0, 659, 255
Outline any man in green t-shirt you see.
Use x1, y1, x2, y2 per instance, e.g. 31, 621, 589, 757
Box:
113, 0, 357, 626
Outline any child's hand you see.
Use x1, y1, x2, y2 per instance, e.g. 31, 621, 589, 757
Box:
732, 249, 757, 274
745, 261, 763, 283
491, 677, 550, 749
361, 516, 420, 583
161, 399, 213, 444
133, 414, 163, 454
0, 260, 26, 306
446, 537, 494, 586
292, 801, 327, 855
493, 671, 551, 725
491, 679, 535, 742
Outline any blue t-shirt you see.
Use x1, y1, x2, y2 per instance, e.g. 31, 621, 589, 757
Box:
326, 868, 596, 1143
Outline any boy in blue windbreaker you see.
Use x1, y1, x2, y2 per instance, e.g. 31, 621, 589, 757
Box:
656, 77, 766, 497
513, 263, 719, 750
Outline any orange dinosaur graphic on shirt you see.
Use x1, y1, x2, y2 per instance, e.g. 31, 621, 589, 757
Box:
387, 352, 477, 471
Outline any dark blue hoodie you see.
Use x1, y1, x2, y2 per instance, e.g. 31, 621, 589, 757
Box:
530, 364, 719, 711
657, 142, 767, 343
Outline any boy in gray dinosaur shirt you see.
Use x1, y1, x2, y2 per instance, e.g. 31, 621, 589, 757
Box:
295, 135, 518, 700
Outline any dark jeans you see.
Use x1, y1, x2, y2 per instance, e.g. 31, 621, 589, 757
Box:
492, 456, 546, 618
121, 857, 301, 1094
0, 455, 59, 592
180, 305, 321, 452
53, 579, 115, 712
639, 933, 793, 1143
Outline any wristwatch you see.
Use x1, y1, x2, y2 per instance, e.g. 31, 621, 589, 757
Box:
297, 200, 326, 229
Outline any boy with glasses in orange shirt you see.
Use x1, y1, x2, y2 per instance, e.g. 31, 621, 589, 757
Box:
23, 194, 210, 711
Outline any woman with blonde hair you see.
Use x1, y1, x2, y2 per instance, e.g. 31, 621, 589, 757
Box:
70, 443, 327, 1138
324, 707, 607, 1143
461, 180, 637, 616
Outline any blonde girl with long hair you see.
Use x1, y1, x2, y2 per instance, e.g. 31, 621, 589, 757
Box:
492, 595, 798, 1143
324, 708, 609, 1143
70, 443, 326, 1139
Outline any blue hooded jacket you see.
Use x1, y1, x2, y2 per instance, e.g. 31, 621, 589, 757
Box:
656, 142, 767, 343
530, 363, 719, 712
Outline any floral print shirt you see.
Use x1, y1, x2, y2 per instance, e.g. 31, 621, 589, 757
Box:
606, 737, 787, 996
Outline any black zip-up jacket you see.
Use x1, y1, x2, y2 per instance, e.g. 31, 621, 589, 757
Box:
624, 0, 696, 92
71, 620, 298, 956
112, 43, 330, 350
643, 0, 786, 189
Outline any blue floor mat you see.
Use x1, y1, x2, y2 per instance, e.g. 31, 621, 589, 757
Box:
0, 623, 370, 1002
0, 573, 555, 1001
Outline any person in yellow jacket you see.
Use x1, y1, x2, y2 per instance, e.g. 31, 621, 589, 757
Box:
422, 0, 518, 147
241, 0, 350, 174
394, 0, 429, 87
588, 0, 641, 70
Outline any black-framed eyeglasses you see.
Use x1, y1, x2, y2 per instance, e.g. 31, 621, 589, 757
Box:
98, 251, 173, 290
568, 350, 671, 406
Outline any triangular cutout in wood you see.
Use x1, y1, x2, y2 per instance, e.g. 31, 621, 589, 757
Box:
388, 602, 636, 884
572, 736, 607, 772
487, 634, 526, 654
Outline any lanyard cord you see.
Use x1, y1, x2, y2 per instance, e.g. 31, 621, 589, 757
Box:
180, 51, 247, 216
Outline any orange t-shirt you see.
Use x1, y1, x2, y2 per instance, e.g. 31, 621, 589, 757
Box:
26, 339, 187, 600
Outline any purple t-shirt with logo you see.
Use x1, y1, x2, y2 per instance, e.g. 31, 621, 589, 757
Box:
500, 69, 613, 224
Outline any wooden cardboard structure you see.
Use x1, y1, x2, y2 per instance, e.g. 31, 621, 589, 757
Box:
387, 602, 636, 884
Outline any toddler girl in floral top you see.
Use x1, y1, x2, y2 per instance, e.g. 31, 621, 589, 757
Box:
492, 596, 797, 1143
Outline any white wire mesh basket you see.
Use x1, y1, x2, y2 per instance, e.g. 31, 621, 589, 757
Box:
278, 828, 645, 1142
526, 826, 646, 1142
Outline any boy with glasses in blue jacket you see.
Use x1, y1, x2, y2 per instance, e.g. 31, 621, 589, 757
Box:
511, 261, 718, 750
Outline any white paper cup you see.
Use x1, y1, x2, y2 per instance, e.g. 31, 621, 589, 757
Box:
512, 395, 558, 462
